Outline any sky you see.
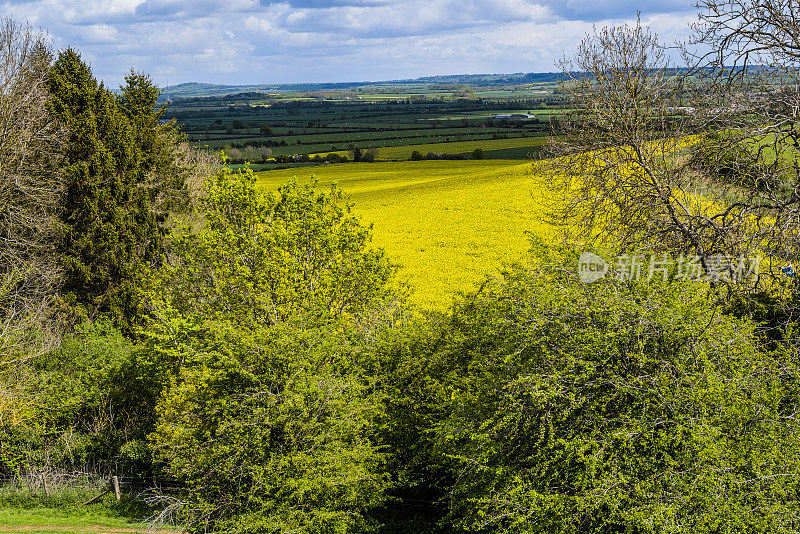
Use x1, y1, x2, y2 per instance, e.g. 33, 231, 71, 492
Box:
0, 0, 700, 88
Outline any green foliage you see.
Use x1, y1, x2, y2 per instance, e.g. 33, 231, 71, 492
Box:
0, 57, 198, 493
140, 167, 407, 532
350, 145, 364, 162
118, 71, 191, 213
47, 49, 165, 329
378, 243, 800, 532
0, 321, 145, 475
153, 167, 404, 331
361, 148, 376, 163
472, 147, 485, 159
410, 150, 423, 161
149, 323, 389, 534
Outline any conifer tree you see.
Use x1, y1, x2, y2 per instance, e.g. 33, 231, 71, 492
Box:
47, 49, 164, 328
118, 71, 191, 213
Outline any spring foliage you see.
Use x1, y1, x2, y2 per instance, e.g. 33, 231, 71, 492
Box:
378, 244, 800, 532
140, 166, 404, 533
150, 324, 388, 534
152, 166, 403, 330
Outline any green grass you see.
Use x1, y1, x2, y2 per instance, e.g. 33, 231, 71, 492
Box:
481, 146, 543, 159
310, 136, 547, 161
256, 160, 558, 309
0, 507, 178, 534
0, 484, 181, 534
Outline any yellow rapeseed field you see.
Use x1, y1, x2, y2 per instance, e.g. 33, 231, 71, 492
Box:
256, 160, 559, 309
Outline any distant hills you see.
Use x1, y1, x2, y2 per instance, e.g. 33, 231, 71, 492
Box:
159, 72, 564, 100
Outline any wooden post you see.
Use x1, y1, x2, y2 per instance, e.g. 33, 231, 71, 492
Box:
40, 473, 49, 498
82, 488, 111, 506
82, 476, 120, 506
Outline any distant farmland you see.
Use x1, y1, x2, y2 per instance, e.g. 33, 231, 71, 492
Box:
256, 160, 557, 309
162, 86, 563, 169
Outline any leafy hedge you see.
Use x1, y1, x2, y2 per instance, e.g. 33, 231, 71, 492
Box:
377, 245, 800, 532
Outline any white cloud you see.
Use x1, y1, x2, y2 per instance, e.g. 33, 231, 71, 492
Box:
0, 0, 698, 86
81, 23, 118, 43
278, 0, 552, 37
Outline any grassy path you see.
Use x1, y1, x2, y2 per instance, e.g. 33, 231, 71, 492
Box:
0, 509, 178, 534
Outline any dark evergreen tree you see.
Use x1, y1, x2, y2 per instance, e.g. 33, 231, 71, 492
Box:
118, 70, 190, 212
47, 49, 164, 329
118, 70, 164, 183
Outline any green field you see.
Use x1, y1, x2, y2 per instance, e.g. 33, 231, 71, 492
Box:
163, 87, 561, 168
310, 136, 547, 161
256, 160, 557, 309
0, 508, 175, 534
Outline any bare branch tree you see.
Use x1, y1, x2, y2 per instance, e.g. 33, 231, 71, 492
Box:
173, 143, 222, 210
545, 20, 709, 255
691, 0, 800, 72
687, 0, 800, 269
545, 9, 800, 284
0, 18, 64, 365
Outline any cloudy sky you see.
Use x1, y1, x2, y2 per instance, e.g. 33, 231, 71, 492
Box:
0, 0, 699, 87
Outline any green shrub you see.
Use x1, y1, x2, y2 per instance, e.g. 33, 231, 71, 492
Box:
0, 321, 150, 476
149, 323, 390, 534
379, 243, 800, 532
149, 168, 404, 332
143, 168, 407, 533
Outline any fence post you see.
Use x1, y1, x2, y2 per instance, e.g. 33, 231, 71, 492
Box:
112, 476, 120, 501
82, 487, 111, 506
39, 473, 50, 498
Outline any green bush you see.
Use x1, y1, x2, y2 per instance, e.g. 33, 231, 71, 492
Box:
0, 321, 148, 476
149, 167, 404, 332
378, 243, 800, 532
150, 324, 389, 534
141, 167, 407, 532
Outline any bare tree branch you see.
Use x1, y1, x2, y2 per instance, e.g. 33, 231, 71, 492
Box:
0, 18, 64, 366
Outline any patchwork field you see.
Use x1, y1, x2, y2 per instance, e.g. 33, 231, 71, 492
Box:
255, 160, 558, 309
